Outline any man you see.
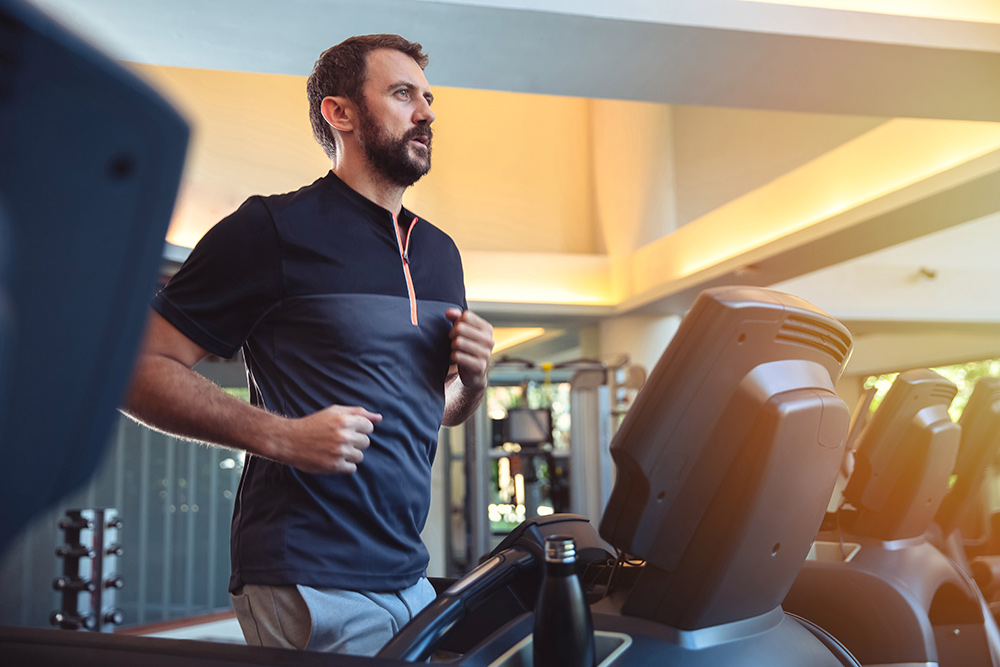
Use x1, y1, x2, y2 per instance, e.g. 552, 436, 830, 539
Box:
124, 34, 494, 656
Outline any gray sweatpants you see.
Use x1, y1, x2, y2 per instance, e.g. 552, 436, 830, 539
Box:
230, 578, 436, 656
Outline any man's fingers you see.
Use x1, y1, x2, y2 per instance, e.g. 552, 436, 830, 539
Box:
317, 427, 368, 473
450, 332, 492, 356
330, 460, 359, 475
452, 350, 489, 373
450, 334, 494, 373
340, 438, 367, 463
337, 405, 383, 424
346, 415, 376, 437
281, 405, 384, 475
445, 309, 494, 394
328, 411, 376, 449
449, 318, 495, 359
448, 310, 492, 338
350, 430, 372, 451
451, 328, 494, 350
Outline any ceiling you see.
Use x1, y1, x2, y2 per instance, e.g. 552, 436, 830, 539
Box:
32, 0, 1000, 375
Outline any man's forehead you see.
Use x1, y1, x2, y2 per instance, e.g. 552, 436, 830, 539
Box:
364, 48, 430, 89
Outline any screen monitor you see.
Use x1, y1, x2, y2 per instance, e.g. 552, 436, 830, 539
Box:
841, 369, 960, 541
935, 376, 1000, 537
503, 407, 553, 445
0, 0, 188, 549
598, 286, 853, 630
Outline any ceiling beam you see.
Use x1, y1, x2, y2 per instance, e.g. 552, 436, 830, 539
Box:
620, 150, 1000, 316
34, 0, 1000, 120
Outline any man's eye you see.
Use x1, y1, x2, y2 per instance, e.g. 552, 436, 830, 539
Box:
396, 89, 410, 98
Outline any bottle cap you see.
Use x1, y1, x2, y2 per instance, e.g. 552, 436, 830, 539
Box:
543, 535, 577, 564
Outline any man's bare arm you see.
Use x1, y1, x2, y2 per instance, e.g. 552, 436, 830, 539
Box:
442, 308, 494, 427
122, 311, 380, 475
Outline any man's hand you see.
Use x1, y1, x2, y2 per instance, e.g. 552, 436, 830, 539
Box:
275, 406, 382, 475
443, 309, 494, 426
446, 308, 494, 392
125, 311, 382, 476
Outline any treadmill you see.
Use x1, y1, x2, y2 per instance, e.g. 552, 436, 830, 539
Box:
784, 369, 1000, 666
378, 286, 862, 665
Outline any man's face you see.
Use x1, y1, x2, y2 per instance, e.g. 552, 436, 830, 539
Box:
355, 49, 435, 187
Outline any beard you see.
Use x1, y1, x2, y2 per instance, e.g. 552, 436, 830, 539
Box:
356, 102, 432, 188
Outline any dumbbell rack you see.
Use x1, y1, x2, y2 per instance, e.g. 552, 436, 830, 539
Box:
50, 508, 124, 632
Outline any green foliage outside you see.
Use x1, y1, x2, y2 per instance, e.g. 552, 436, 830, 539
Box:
863, 358, 1000, 420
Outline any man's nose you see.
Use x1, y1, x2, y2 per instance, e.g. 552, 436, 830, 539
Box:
414, 97, 435, 124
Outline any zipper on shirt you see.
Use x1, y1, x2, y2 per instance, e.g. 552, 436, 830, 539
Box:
392, 213, 419, 326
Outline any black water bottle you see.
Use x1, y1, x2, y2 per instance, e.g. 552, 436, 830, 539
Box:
533, 535, 596, 666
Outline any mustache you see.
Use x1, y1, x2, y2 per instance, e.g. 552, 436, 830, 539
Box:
404, 126, 432, 144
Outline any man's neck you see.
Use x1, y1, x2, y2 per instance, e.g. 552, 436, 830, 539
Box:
332, 162, 406, 217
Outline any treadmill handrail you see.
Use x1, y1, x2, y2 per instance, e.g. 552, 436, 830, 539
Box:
377, 546, 537, 662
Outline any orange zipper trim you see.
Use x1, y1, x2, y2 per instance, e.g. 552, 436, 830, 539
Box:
392, 213, 419, 326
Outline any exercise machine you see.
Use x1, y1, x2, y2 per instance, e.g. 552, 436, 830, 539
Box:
785, 369, 1000, 666
380, 286, 862, 665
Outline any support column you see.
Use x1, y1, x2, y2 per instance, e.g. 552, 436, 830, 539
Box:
598, 314, 683, 374
590, 99, 677, 301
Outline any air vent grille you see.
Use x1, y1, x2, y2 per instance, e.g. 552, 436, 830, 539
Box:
930, 385, 958, 403
776, 314, 851, 365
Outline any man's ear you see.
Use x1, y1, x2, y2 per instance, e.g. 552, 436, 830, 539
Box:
321, 96, 355, 132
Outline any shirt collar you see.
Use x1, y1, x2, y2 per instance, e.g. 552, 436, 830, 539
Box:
322, 171, 417, 229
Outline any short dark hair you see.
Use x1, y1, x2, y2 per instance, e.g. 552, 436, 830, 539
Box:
306, 34, 429, 160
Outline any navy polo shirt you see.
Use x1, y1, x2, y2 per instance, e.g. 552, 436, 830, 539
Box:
152, 171, 466, 592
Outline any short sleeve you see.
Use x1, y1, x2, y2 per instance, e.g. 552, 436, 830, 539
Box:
152, 196, 282, 359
